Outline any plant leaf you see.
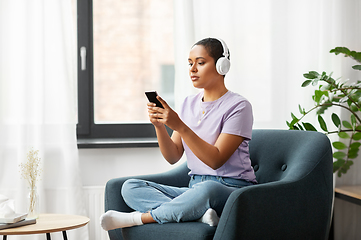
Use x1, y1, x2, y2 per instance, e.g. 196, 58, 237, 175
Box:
332, 141, 347, 150
352, 65, 361, 71
303, 71, 319, 80
298, 104, 304, 115
302, 122, 317, 131
291, 112, 298, 120
316, 104, 332, 115
353, 132, 361, 140
338, 132, 350, 139
332, 113, 341, 128
333, 151, 346, 159
330, 47, 351, 56
350, 142, 361, 149
337, 160, 354, 176
286, 121, 290, 127
301, 80, 312, 87
348, 149, 359, 159
351, 103, 359, 112
289, 118, 298, 128
333, 159, 345, 173
314, 90, 324, 104
343, 120, 353, 129
318, 115, 328, 132
351, 115, 357, 130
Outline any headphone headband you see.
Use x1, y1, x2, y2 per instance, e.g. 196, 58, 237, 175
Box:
215, 38, 229, 59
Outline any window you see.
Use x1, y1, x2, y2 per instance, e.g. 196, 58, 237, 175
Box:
76, 0, 174, 148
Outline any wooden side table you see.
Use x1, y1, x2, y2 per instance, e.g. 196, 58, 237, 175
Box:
0, 214, 89, 240
329, 185, 361, 240
335, 185, 361, 205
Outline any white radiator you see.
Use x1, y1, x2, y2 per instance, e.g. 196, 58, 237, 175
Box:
83, 186, 110, 240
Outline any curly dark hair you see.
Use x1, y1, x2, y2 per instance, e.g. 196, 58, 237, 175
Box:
193, 38, 230, 65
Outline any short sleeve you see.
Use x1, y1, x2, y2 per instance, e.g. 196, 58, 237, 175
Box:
221, 100, 253, 140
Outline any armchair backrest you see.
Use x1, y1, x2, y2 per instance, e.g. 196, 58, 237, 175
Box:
249, 129, 333, 184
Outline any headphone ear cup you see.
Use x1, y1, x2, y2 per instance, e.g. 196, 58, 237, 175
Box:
216, 57, 231, 75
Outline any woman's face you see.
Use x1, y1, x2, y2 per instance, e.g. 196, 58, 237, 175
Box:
188, 45, 221, 89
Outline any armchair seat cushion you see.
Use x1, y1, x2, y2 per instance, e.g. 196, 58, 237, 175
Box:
122, 222, 215, 240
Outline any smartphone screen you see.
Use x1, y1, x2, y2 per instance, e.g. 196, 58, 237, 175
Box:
145, 91, 164, 108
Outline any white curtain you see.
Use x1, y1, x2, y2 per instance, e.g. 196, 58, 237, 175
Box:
174, 0, 361, 239
0, 0, 89, 239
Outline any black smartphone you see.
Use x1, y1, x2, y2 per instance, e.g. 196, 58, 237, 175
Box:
145, 91, 164, 108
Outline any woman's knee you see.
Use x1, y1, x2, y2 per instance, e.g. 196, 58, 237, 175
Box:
121, 179, 146, 201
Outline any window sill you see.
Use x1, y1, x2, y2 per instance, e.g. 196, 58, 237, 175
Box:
77, 137, 159, 149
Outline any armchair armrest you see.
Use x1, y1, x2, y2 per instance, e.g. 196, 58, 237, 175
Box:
214, 166, 332, 240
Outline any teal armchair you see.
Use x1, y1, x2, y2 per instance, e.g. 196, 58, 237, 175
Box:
104, 129, 333, 240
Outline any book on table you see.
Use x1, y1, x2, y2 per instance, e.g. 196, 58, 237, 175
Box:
0, 213, 36, 230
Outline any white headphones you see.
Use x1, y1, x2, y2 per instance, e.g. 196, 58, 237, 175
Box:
215, 38, 231, 75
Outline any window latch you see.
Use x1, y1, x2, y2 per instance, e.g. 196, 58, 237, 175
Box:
80, 46, 87, 71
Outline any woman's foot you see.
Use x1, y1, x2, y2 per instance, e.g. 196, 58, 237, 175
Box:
100, 210, 143, 230
197, 208, 219, 226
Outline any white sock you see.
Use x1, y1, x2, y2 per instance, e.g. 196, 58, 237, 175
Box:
197, 208, 219, 227
100, 210, 143, 230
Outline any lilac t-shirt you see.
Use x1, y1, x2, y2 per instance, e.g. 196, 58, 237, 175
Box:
179, 91, 256, 183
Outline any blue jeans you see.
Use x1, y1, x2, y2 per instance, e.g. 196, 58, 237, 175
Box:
121, 175, 254, 224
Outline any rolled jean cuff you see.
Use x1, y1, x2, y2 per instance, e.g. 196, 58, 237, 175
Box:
150, 210, 163, 224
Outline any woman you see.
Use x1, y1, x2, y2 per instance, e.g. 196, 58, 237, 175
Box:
100, 38, 257, 230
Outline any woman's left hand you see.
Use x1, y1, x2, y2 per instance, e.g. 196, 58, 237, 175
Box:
148, 96, 183, 131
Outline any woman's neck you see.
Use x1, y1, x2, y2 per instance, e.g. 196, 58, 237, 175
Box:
202, 87, 229, 102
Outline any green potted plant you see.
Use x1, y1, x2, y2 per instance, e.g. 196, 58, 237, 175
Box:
287, 47, 361, 177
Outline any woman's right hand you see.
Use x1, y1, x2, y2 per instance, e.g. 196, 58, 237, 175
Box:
147, 102, 164, 128
147, 101, 184, 164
